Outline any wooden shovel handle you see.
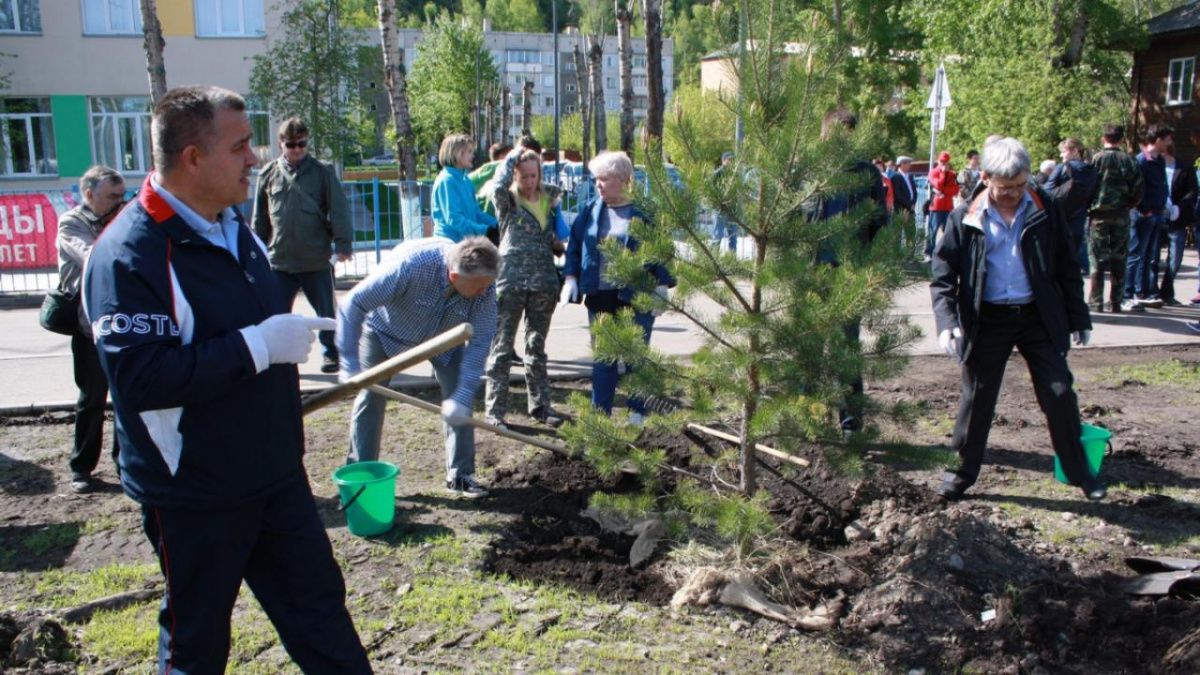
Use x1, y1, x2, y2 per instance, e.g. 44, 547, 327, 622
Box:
365, 384, 571, 457
301, 323, 473, 415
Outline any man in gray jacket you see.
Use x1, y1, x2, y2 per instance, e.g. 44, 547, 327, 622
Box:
253, 118, 352, 373
56, 165, 125, 492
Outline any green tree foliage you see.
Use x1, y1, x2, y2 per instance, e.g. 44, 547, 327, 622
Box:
566, 0, 919, 513
407, 15, 500, 152
665, 2, 734, 86
662, 83, 735, 164
901, 0, 1142, 160
530, 113, 625, 152
249, 0, 365, 163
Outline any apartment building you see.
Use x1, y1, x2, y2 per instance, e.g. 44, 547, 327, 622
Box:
393, 27, 674, 142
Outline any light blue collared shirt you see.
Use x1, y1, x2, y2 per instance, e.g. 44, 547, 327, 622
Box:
981, 193, 1034, 304
151, 174, 241, 260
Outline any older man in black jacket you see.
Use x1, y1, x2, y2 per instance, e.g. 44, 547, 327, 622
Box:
1156, 141, 1197, 304
930, 137, 1104, 502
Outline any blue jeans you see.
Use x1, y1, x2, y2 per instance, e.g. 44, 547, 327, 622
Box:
349, 328, 476, 481
587, 299, 656, 415
926, 210, 949, 257
274, 267, 338, 360
1124, 213, 1162, 299
714, 214, 737, 253
1155, 226, 1187, 302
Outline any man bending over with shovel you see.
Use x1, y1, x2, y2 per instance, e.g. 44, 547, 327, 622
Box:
338, 236, 499, 498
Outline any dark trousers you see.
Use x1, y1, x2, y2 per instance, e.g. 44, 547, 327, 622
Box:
69, 331, 118, 477
141, 475, 371, 675
585, 290, 655, 415
948, 305, 1093, 487
274, 268, 338, 359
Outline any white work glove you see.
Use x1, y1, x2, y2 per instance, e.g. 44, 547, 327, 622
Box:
442, 399, 472, 427
257, 315, 337, 365
1169, 204, 1180, 222
938, 327, 962, 358
1072, 330, 1091, 347
560, 276, 580, 305
651, 285, 670, 317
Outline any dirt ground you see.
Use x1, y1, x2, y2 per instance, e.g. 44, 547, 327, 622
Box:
1, 344, 1198, 673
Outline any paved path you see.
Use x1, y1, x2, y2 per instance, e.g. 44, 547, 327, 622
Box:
1, 250, 1197, 411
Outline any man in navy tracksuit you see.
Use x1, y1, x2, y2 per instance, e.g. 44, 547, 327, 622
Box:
83, 86, 371, 674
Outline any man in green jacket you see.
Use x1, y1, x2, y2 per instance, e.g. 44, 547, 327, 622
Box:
253, 118, 352, 373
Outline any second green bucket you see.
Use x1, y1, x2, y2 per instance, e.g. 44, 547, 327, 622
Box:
333, 461, 399, 537
1054, 423, 1111, 484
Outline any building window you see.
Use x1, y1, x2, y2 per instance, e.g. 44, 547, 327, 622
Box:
566, 105, 575, 114
244, 95, 272, 162
633, 75, 647, 88
82, 0, 142, 34
632, 55, 646, 68
606, 77, 616, 89
605, 55, 615, 68
542, 74, 554, 87
0, 98, 56, 176
506, 49, 540, 64
544, 96, 553, 107
195, 0, 264, 37
566, 84, 576, 93
1167, 57, 1195, 105
90, 96, 152, 174
0, 0, 41, 32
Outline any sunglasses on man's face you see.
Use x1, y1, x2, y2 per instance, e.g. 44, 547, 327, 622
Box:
284, 139, 309, 149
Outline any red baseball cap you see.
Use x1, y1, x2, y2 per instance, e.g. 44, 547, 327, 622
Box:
938, 151, 951, 163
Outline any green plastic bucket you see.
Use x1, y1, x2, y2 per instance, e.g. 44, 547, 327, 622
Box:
1054, 424, 1112, 484
333, 461, 399, 537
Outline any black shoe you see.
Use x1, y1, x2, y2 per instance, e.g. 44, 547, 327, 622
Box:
530, 406, 565, 428
321, 354, 339, 374
446, 475, 489, 499
511, 354, 524, 366
1082, 481, 1107, 502
69, 473, 94, 494
936, 472, 972, 501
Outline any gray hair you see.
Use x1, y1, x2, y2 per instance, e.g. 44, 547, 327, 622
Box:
446, 237, 499, 278
152, 85, 246, 173
896, 155, 913, 166
80, 165, 124, 196
588, 150, 633, 182
980, 137, 1031, 179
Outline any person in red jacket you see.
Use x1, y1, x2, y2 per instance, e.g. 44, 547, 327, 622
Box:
925, 151, 960, 261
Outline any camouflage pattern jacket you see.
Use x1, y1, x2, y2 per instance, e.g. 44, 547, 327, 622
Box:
491, 152, 563, 294
1089, 147, 1143, 217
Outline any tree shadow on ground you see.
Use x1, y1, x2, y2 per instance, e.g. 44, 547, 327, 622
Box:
974, 491, 1200, 548
0, 452, 57, 496
0, 522, 83, 572
982, 444, 1200, 491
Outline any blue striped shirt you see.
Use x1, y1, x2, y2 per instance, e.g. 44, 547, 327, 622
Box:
982, 193, 1035, 304
336, 237, 497, 406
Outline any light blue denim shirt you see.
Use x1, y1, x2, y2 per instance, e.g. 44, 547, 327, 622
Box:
981, 193, 1034, 304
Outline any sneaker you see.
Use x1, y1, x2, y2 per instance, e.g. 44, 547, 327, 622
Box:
446, 475, 489, 499
1163, 297, 1182, 307
1137, 296, 1163, 308
628, 412, 646, 428
1088, 303, 1104, 314
484, 415, 508, 430
321, 354, 339, 374
1187, 320, 1200, 335
1120, 299, 1145, 313
529, 406, 564, 428
1082, 481, 1107, 502
511, 354, 524, 366
935, 473, 972, 501
69, 473, 94, 494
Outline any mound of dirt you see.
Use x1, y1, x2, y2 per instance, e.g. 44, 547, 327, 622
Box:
0, 611, 78, 673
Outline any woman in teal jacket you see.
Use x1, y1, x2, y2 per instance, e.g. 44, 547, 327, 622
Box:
432, 133, 497, 242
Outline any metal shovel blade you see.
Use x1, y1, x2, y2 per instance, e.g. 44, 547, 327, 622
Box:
1124, 556, 1200, 574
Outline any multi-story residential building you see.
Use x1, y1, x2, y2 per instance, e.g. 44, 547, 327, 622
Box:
393, 26, 674, 143
1, 0, 279, 192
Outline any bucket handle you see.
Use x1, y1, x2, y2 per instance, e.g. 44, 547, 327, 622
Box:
338, 485, 367, 512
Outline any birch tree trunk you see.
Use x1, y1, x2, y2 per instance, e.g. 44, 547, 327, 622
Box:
573, 44, 592, 166
642, 0, 664, 150
139, 0, 167, 106
485, 85, 496, 147
586, 34, 607, 155
501, 86, 512, 144
615, 0, 635, 156
377, 0, 418, 180
522, 80, 534, 135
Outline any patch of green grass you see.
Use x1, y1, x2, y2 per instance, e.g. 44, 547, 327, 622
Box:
874, 441, 957, 470
1095, 359, 1200, 388
81, 515, 120, 536
918, 412, 956, 437
33, 562, 160, 608
1, 522, 85, 569
79, 603, 158, 665
390, 574, 498, 634
228, 597, 285, 669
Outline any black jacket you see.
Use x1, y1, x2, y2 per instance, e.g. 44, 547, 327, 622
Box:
930, 187, 1091, 361
890, 170, 917, 213
1169, 157, 1198, 228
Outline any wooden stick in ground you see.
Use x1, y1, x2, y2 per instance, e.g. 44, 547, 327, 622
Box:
687, 423, 810, 468
366, 384, 571, 457
301, 323, 473, 415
